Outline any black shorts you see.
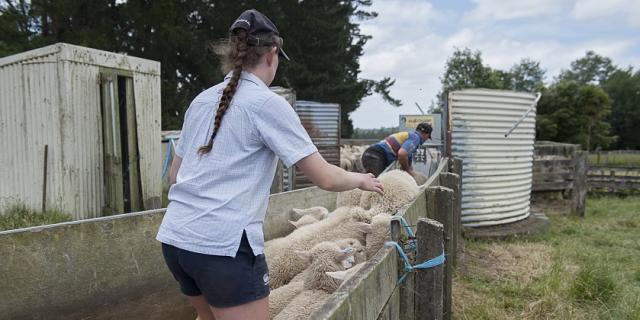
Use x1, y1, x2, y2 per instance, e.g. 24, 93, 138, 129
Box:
361, 145, 390, 177
161, 232, 270, 308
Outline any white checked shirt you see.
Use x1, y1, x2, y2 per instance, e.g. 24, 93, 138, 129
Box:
156, 71, 317, 257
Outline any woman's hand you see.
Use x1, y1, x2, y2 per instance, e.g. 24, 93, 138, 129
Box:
357, 173, 384, 195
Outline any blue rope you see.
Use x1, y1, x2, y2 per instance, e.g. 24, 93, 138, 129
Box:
394, 216, 417, 251
161, 138, 174, 178
385, 241, 445, 283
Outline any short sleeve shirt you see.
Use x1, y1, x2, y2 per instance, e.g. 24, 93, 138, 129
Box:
156, 71, 318, 257
375, 131, 425, 164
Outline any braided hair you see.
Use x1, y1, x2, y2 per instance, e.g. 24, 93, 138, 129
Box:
198, 29, 278, 155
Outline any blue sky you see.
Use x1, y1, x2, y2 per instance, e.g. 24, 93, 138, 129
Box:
351, 0, 640, 128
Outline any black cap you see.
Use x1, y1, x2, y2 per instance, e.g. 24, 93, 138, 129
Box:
230, 9, 290, 61
416, 122, 433, 137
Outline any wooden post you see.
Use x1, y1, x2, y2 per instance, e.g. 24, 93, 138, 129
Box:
415, 218, 444, 320
572, 151, 587, 217
391, 217, 416, 320
42, 145, 48, 213
426, 186, 454, 320
440, 172, 461, 269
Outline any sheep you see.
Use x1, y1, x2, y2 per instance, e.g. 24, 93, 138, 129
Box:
289, 215, 319, 229
265, 207, 367, 289
326, 262, 366, 284
269, 238, 363, 317
290, 207, 329, 221
360, 170, 419, 214
335, 188, 363, 208
357, 213, 393, 259
273, 242, 352, 320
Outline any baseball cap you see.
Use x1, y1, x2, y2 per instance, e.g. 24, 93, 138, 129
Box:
229, 9, 290, 61
416, 122, 433, 137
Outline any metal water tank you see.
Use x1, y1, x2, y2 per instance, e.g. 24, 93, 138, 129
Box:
449, 89, 539, 227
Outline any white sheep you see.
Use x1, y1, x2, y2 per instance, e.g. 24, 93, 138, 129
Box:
357, 213, 393, 259
269, 238, 363, 317
290, 206, 329, 221
360, 170, 419, 214
265, 207, 367, 289
289, 215, 319, 229
273, 242, 353, 320
335, 188, 363, 208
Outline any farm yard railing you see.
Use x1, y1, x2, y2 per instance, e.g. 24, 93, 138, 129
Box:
312, 157, 463, 320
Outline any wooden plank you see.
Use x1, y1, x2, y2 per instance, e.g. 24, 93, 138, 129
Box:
440, 172, 461, 269
125, 77, 142, 212
532, 181, 573, 192
572, 151, 587, 217
377, 278, 401, 320
311, 247, 399, 320
426, 186, 454, 320
415, 218, 444, 320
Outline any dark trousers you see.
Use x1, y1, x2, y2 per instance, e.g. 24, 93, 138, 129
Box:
361, 145, 390, 177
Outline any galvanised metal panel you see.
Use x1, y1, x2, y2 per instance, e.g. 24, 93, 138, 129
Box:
450, 89, 537, 227
0, 43, 161, 219
294, 100, 341, 189
134, 72, 163, 209
0, 49, 65, 216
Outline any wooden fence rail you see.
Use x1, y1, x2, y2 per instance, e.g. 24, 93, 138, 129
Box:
587, 165, 640, 192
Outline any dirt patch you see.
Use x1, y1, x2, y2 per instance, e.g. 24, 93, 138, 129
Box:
462, 243, 553, 285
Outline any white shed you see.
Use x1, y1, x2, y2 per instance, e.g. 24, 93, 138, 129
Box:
0, 43, 162, 219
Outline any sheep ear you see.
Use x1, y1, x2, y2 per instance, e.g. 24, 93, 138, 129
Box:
290, 208, 303, 220
294, 250, 312, 263
356, 222, 373, 234
289, 220, 301, 229
326, 270, 348, 281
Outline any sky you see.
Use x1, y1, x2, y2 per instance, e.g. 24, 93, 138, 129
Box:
351, 0, 640, 128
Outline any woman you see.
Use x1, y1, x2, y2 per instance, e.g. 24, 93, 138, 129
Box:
156, 9, 383, 320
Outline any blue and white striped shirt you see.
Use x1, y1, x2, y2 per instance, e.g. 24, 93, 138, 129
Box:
156, 71, 317, 257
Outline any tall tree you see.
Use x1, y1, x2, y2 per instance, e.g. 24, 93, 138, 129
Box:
558, 50, 616, 85
438, 48, 504, 107
0, 0, 398, 136
536, 80, 614, 150
602, 68, 640, 149
509, 58, 545, 92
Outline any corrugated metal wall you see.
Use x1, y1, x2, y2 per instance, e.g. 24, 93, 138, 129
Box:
294, 100, 341, 189
450, 89, 537, 227
0, 43, 161, 219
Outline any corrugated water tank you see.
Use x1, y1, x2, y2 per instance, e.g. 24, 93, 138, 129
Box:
449, 89, 538, 227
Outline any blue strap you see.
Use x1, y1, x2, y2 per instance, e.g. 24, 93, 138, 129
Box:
161, 138, 174, 178
394, 216, 417, 251
385, 241, 445, 283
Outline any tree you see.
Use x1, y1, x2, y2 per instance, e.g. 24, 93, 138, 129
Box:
509, 58, 545, 92
536, 80, 615, 150
558, 50, 616, 85
1, 0, 399, 136
602, 68, 640, 149
438, 48, 504, 107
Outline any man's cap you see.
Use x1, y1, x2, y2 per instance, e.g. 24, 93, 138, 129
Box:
416, 122, 433, 135
230, 9, 290, 61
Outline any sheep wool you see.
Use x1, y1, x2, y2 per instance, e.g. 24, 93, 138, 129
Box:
265, 207, 366, 289
358, 213, 393, 259
335, 188, 363, 208
360, 170, 419, 214
273, 242, 351, 320
289, 215, 319, 229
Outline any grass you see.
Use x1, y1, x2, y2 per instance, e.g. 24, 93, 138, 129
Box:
454, 195, 640, 320
588, 153, 640, 166
0, 202, 73, 231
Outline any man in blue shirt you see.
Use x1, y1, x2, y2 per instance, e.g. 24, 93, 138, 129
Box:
361, 122, 432, 177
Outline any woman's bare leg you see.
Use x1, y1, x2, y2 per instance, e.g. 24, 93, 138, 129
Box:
187, 295, 216, 320
210, 296, 269, 320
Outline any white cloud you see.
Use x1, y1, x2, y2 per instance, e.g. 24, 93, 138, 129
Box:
571, 0, 640, 27
351, 0, 640, 129
465, 0, 567, 21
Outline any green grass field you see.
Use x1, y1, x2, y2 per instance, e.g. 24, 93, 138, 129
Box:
454, 196, 640, 320
0, 202, 73, 231
588, 153, 640, 166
